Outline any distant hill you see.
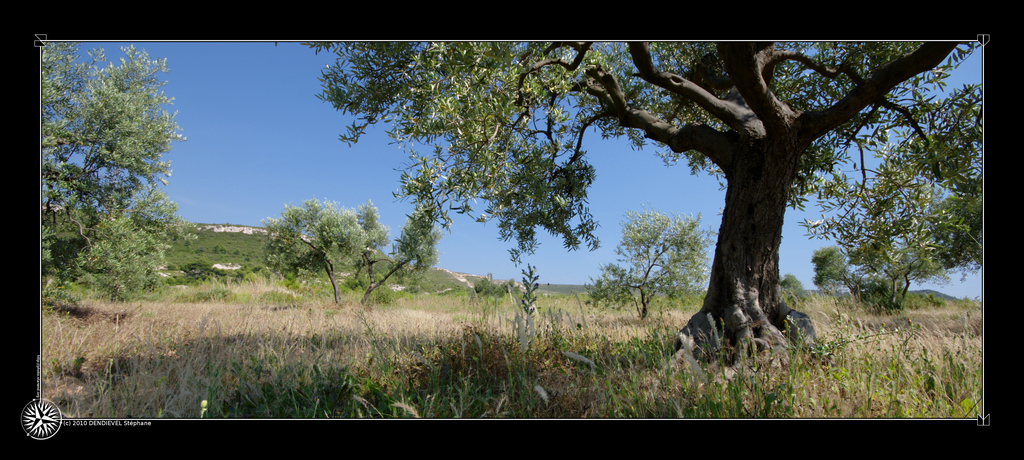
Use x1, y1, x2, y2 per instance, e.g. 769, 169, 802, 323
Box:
165, 224, 956, 299
534, 283, 589, 296
801, 289, 958, 301
164, 223, 271, 271
904, 289, 959, 301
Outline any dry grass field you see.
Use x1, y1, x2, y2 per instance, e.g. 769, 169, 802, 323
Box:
41, 278, 983, 419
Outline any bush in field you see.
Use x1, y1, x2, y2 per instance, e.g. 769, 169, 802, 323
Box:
366, 286, 398, 305
904, 292, 946, 310
781, 273, 804, 295
76, 213, 168, 301
812, 245, 943, 312
474, 275, 514, 299
853, 277, 901, 312
812, 246, 851, 296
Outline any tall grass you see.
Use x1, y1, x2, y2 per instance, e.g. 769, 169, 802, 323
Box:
41, 278, 983, 419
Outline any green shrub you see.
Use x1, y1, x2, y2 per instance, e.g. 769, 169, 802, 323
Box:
283, 273, 304, 292
473, 276, 508, 298
904, 292, 945, 310
366, 286, 397, 305
42, 279, 80, 309
854, 278, 902, 313
256, 290, 298, 305
174, 285, 233, 303
780, 273, 805, 304
342, 275, 367, 293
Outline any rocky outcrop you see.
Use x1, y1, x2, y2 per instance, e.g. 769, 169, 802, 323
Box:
430, 267, 525, 292
433, 267, 475, 288
196, 224, 267, 235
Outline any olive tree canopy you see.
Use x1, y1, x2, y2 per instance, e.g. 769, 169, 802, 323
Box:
263, 198, 441, 304
41, 42, 189, 300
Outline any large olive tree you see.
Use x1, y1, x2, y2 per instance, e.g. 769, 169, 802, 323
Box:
306, 40, 980, 362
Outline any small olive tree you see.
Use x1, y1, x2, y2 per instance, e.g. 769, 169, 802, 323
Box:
587, 207, 714, 319
263, 198, 358, 304
355, 203, 442, 304
812, 243, 947, 311
76, 188, 184, 301
263, 198, 440, 304
811, 246, 852, 296
780, 273, 805, 301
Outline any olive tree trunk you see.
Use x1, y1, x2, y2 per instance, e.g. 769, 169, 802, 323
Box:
324, 259, 341, 304
674, 140, 816, 362
359, 252, 411, 304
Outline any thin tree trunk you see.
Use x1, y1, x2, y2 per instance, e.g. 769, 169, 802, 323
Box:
361, 252, 377, 304
639, 287, 650, 319
360, 253, 412, 304
324, 260, 340, 304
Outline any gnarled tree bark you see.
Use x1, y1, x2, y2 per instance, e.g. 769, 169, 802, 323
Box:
674, 135, 818, 362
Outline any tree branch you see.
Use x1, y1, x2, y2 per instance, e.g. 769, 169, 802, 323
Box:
717, 42, 796, 134
585, 66, 631, 124
767, 50, 864, 84
879, 98, 929, 141
582, 56, 739, 171
516, 42, 592, 107
800, 42, 960, 141
569, 111, 611, 165
362, 255, 412, 303
691, 53, 734, 91
627, 42, 749, 132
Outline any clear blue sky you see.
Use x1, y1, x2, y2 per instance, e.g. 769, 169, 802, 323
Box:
72, 41, 983, 299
